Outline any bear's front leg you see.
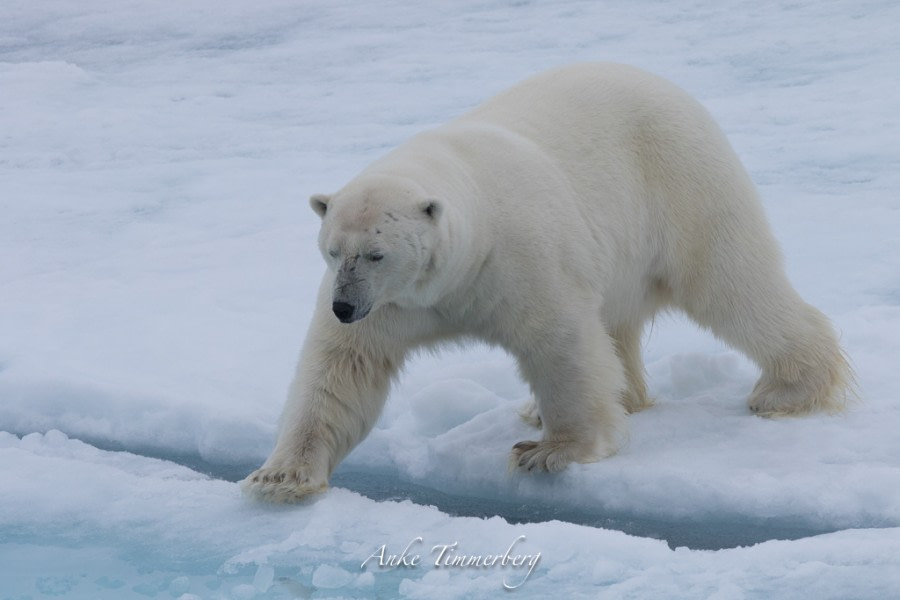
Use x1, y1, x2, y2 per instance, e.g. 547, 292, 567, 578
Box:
241, 385, 346, 503
242, 311, 400, 502
510, 319, 628, 472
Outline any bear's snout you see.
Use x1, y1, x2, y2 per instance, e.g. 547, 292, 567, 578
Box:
332, 301, 356, 323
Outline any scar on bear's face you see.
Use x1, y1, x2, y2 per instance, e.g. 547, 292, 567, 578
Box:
384, 212, 399, 222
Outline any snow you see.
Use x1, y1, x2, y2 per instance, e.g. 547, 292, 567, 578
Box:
1, 0, 899, 597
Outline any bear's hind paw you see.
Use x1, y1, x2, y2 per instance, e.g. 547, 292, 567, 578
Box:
518, 399, 543, 429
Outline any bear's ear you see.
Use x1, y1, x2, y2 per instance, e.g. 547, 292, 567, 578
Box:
420, 199, 442, 221
310, 194, 331, 218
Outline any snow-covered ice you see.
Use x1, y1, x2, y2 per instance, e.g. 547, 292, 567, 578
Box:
2, 0, 899, 597
4, 430, 900, 599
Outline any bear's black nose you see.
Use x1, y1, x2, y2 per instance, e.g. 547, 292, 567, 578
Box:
332, 301, 355, 323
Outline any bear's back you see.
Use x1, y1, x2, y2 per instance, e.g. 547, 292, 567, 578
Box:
462, 63, 702, 138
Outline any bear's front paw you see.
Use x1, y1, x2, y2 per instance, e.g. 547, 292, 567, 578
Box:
241, 465, 328, 503
510, 439, 608, 473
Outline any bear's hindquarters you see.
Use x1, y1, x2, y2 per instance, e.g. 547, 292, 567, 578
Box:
629, 83, 854, 417
668, 207, 852, 416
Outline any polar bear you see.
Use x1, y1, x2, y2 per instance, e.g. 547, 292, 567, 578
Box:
242, 63, 852, 502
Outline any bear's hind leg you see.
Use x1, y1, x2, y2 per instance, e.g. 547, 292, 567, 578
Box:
675, 242, 852, 417
510, 319, 627, 472
612, 325, 654, 414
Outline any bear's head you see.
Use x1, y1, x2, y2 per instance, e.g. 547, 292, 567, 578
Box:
310, 175, 443, 324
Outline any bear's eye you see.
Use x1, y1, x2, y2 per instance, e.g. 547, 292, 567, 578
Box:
328, 249, 340, 259
367, 252, 384, 262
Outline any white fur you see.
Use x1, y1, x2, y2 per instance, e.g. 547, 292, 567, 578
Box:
242, 63, 852, 502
